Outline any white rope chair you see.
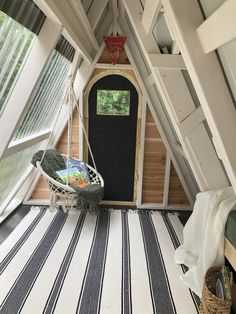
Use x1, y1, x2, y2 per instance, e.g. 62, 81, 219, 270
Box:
36, 159, 104, 212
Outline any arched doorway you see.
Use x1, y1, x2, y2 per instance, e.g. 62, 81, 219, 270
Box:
85, 72, 141, 204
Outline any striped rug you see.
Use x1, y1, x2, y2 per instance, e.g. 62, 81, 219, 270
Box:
0, 207, 199, 314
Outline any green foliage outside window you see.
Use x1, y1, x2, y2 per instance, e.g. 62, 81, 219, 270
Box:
97, 90, 130, 116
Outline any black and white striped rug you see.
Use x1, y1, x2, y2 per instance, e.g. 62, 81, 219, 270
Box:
0, 207, 199, 314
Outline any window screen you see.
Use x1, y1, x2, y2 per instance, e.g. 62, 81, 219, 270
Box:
13, 37, 73, 141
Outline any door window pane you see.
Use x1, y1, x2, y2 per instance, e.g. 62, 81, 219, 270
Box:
97, 90, 130, 116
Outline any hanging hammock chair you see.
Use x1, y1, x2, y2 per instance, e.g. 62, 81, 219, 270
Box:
32, 62, 104, 213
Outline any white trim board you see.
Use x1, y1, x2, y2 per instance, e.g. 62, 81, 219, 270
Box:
148, 54, 186, 70
197, 0, 236, 54
141, 0, 162, 35
3, 130, 51, 159
95, 63, 133, 69
163, 153, 171, 207
137, 99, 147, 206
88, 0, 109, 31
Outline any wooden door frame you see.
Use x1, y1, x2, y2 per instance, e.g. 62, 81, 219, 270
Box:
83, 69, 142, 206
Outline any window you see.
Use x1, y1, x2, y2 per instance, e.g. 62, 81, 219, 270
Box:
0, 143, 41, 207
0, 0, 45, 116
97, 90, 130, 116
0, 11, 36, 115
12, 36, 75, 141
0, 35, 75, 209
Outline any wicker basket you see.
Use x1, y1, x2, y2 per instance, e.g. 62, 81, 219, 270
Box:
199, 266, 232, 314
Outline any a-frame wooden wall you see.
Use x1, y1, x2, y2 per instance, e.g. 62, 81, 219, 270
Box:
30, 48, 189, 207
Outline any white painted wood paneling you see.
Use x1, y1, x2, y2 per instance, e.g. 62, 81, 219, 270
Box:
157, 68, 228, 190
178, 107, 205, 136
158, 69, 195, 123
162, 0, 236, 193
197, 0, 236, 54
149, 54, 186, 70
199, 0, 236, 111
185, 124, 229, 189
141, 0, 162, 34
122, 0, 229, 192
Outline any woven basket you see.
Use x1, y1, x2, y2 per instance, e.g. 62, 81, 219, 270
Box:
199, 266, 232, 314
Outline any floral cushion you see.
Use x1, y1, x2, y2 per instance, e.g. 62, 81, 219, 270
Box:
56, 160, 90, 188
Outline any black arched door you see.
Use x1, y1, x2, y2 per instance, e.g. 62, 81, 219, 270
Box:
88, 74, 138, 202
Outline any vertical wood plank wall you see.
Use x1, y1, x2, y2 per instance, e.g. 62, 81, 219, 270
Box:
142, 107, 166, 204
168, 163, 189, 205
30, 67, 189, 206
141, 105, 189, 205
30, 110, 80, 200
98, 48, 130, 64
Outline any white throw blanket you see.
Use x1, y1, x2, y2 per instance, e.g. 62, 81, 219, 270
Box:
175, 186, 236, 297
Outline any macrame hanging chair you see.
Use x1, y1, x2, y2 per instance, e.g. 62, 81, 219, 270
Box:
32, 62, 104, 213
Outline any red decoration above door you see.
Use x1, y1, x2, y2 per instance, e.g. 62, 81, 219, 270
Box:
103, 36, 126, 65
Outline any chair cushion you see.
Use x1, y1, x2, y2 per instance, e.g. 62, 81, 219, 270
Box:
56, 167, 90, 189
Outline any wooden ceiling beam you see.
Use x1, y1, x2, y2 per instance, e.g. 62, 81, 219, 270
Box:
122, 0, 160, 54
68, 0, 99, 50
118, 0, 126, 19
95, 10, 113, 45
87, 0, 109, 31
142, 0, 162, 34
34, 0, 95, 62
197, 0, 236, 54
